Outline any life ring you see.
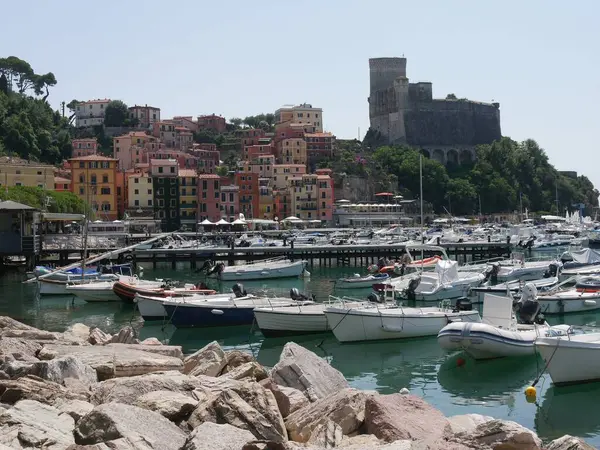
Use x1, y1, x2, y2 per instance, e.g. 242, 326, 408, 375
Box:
201, 236, 207, 243
124, 254, 133, 262
215, 238, 222, 245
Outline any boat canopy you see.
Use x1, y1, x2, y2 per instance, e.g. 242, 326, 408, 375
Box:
570, 248, 600, 265
482, 293, 513, 329
435, 260, 459, 284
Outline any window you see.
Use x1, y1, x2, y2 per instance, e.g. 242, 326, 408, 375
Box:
101, 162, 109, 169
215, 191, 219, 199
158, 178, 164, 184
101, 187, 111, 195
230, 205, 234, 214
91, 175, 97, 184
134, 189, 139, 195
102, 175, 108, 183
134, 200, 140, 206
89, 162, 98, 169
158, 167, 163, 173
79, 174, 85, 183
158, 199, 164, 207
202, 192, 207, 199
79, 162, 85, 169
148, 178, 152, 183
202, 180, 207, 190
157, 188, 164, 195
170, 188, 176, 195
79, 187, 85, 195
229, 193, 234, 202
191, 188, 196, 196
170, 199, 176, 207
181, 188, 187, 196
170, 167, 175, 174
147, 189, 152, 195
101, 203, 111, 211
134, 178, 139, 184
321, 192, 326, 199
170, 210, 177, 218
148, 199, 152, 206
322, 202, 326, 209
221, 193, 226, 202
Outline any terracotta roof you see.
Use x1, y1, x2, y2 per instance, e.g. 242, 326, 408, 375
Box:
198, 174, 221, 179
178, 169, 196, 177
68, 155, 118, 161
317, 175, 331, 179
54, 176, 71, 183
305, 132, 333, 137
82, 99, 111, 104
175, 126, 189, 131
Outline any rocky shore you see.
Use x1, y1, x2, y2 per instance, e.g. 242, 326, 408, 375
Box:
0, 316, 593, 450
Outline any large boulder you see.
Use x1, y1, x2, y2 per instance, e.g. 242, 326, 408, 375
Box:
134, 390, 197, 421
54, 398, 94, 422
260, 378, 309, 418
1, 328, 58, 341
74, 403, 187, 450
0, 375, 87, 405
90, 371, 204, 405
31, 355, 98, 386
271, 342, 349, 402
188, 380, 287, 442
221, 361, 268, 382
455, 419, 542, 450
183, 341, 227, 377
0, 316, 36, 331
0, 337, 42, 362
338, 434, 383, 449
285, 388, 373, 443
62, 323, 91, 344
140, 337, 162, 346
183, 422, 255, 450
546, 435, 596, 450
88, 327, 112, 346
0, 399, 75, 449
111, 326, 140, 344
221, 349, 254, 374
37, 343, 183, 380
364, 394, 450, 444
66, 433, 155, 449
307, 419, 343, 448
0, 355, 36, 379
447, 414, 494, 434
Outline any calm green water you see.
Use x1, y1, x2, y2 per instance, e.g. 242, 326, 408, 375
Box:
1, 262, 599, 447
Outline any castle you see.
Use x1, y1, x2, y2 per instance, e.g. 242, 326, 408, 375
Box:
368, 57, 501, 165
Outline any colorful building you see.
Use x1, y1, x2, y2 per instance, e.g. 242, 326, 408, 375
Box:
178, 169, 198, 229
305, 132, 335, 168
239, 128, 266, 149
54, 176, 71, 192
258, 177, 274, 219
289, 173, 334, 223
197, 174, 221, 222
220, 184, 240, 222
0, 157, 55, 190
278, 138, 307, 165
197, 114, 226, 133
243, 142, 275, 161
72, 138, 98, 158
272, 164, 306, 190
274, 103, 323, 132
128, 105, 161, 130
69, 155, 119, 220
172, 116, 199, 133
234, 171, 259, 219
150, 159, 180, 231
75, 99, 111, 128
127, 170, 154, 214
113, 132, 159, 171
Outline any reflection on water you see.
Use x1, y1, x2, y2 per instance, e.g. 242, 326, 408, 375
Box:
2, 262, 600, 447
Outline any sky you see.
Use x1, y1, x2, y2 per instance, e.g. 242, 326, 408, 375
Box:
3, 0, 599, 187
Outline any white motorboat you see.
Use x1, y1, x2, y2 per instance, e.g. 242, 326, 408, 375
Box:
398, 260, 485, 302
470, 276, 560, 303
65, 280, 121, 302
202, 257, 307, 281
336, 273, 390, 289
492, 258, 556, 283
39, 274, 120, 296
535, 332, 600, 385
323, 299, 481, 343
438, 287, 571, 359
560, 248, 600, 280
537, 288, 600, 314
253, 295, 371, 337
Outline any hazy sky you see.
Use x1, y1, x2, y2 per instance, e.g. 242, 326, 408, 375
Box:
4, 0, 599, 187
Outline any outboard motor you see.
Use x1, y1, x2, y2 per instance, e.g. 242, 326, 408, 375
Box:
484, 263, 500, 284
207, 262, 225, 276
516, 283, 542, 324
198, 260, 214, 273
453, 298, 473, 312
544, 261, 562, 278
290, 288, 309, 302
232, 283, 247, 297
405, 277, 421, 301
377, 257, 386, 269
367, 293, 382, 303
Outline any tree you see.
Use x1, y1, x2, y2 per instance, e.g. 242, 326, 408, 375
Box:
446, 93, 457, 100
446, 178, 477, 215
104, 100, 129, 127
216, 165, 229, 177
0, 73, 7, 95
229, 117, 243, 128
33, 72, 57, 101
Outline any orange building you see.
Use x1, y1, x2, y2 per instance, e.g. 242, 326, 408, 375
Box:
69, 155, 119, 220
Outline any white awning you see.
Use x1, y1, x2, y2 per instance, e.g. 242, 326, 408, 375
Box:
216, 219, 230, 225
199, 219, 214, 225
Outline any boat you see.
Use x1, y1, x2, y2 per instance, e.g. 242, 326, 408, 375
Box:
112, 278, 214, 304
135, 283, 247, 321
575, 276, 600, 292
65, 280, 122, 302
38, 263, 135, 296
336, 273, 390, 289
489, 257, 558, 283
437, 287, 571, 359
560, 248, 600, 280
201, 257, 307, 281
470, 276, 560, 303
536, 288, 600, 314
323, 296, 481, 343
253, 291, 374, 337
162, 294, 313, 328
398, 260, 485, 302
32, 265, 101, 282
535, 332, 600, 385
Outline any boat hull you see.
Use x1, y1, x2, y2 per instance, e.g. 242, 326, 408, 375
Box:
113, 280, 164, 304
324, 308, 481, 343
536, 336, 600, 385
538, 293, 600, 314
39, 279, 71, 295
136, 293, 233, 321
253, 310, 329, 337
163, 303, 256, 328
65, 284, 119, 302
219, 260, 305, 281
336, 274, 390, 289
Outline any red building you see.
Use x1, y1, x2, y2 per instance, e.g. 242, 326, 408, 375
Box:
72, 138, 98, 157
197, 114, 226, 133
54, 176, 71, 191
244, 142, 275, 161
197, 174, 221, 222
234, 171, 259, 219
240, 128, 266, 149
306, 132, 335, 161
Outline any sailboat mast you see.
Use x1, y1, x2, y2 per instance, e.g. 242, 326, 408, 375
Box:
419, 154, 424, 243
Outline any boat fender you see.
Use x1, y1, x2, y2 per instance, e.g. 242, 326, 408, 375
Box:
211, 309, 224, 315
584, 300, 597, 306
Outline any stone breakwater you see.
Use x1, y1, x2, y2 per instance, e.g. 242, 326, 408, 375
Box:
0, 316, 593, 450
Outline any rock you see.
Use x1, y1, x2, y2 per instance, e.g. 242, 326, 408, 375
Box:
0, 355, 36, 379
182, 422, 255, 450
134, 390, 197, 421
271, 342, 349, 402
457, 419, 542, 450
220, 350, 254, 374
221, 361, 268, 381
88, 327, 112, 346
188, 380, 287, 442
399, 388, 409, 395
447, 414, 494, 434
260, 378, 309, 418
111, 326, 140, 345
546, 435, 596, 450
66, 433, 155, 449
62, 323, 91, 343
55, 398, 94, 422
242, 442, 314, 450
307, 419, 343, 448
183, 341, 226, 377
111, 343, 183, 359
0, 375, 87, 405
0, 337, 42, 361
364, 393, 450, 444
32, 355, 98, 386
285, 388, 373, 443
338, 434, 383, 449
38, 344, 183, 380
0, 371, 7, 380
0, 316, 36, 331
1, 328, 58, 341
140, 337, 162, 346
90, 371, 205, 405
0, 399, 75, 449
74, 403, 187, 450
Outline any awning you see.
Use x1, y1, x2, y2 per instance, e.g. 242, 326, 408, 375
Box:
199, 219, 214, 225
216, 219, 230, 225
41, 213, 85, 221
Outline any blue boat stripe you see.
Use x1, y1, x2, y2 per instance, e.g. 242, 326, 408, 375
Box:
438, 329, 536, 347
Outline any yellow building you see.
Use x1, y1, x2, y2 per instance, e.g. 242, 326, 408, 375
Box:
69, 155, 118, 220
279, 138, 307, 165
290, 174, 319, 220
272, 164, 306, 190
178, 169, 198, 229
274, 103, 323, 132
258, 177, 274, 219
127, 171, 153, 213
0, 157, 54, 189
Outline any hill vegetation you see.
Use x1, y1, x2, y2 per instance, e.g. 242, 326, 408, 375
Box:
0, 186, 87, 214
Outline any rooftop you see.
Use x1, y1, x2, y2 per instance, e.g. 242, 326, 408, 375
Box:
178, 169, 196, 177
0, 200, 36, 211
54, 176, 71, 183
0, 157, 54, 168
129, 105, 160, 110
305, 132, 334, 137
68, 155, 118, 161
81, 99, 111, 104
198, 174, 221, 179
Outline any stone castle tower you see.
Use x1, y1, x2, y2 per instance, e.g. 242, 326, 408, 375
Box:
368, 57, 501, 165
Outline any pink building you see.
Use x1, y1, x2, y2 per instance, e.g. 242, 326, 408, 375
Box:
186, 148, 220, 173
197, 114, 226, 133
113, 132, 159, 170
72, 138, 98, 157
240, 128, 266, 149
317, 172, 334, 223
193, 143, 217, 152
128, 105, 161, 130
244, 142, 275, 161
54, 176, 71, 191
197, 174, 221, 222
145, 149, 196, 169
220, 184, 240, 221
172, 116, 199, 133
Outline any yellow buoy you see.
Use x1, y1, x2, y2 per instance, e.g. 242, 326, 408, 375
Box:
524, 386, 537, 397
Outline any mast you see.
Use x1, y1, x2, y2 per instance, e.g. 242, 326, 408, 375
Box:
419, 154, 424, 243
555, 177, 559, 214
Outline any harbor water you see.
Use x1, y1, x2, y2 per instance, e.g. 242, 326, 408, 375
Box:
2, 261, 600, 447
